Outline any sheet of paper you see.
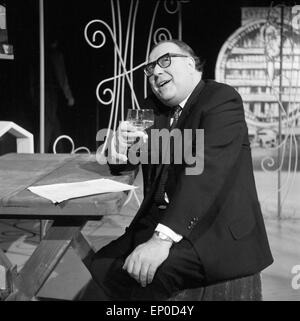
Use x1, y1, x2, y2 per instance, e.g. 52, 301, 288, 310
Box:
27, 178, 137, 204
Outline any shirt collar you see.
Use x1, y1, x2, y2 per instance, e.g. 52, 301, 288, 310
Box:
178, 92, 192, 109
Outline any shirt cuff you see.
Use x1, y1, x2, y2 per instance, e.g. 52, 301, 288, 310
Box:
155, 224, 183, 243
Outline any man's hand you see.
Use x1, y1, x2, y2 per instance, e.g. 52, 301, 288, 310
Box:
112, 121, 148, 162
117, 121, 148, 147
122, 235, 172, 287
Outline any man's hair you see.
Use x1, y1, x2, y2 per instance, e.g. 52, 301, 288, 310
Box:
150, 39, 204, 72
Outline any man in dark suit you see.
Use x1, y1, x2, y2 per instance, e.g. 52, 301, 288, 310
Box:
86, 39, 273, 300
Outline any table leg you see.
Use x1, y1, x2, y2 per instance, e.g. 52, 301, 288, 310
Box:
5, 219, 87, 301
0, 248, 18, 300
0, 247, 13, 270
70, 230, 95, 265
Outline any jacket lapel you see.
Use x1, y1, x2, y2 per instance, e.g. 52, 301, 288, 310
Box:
152, 80, 206, 182
173, 79, 205, 130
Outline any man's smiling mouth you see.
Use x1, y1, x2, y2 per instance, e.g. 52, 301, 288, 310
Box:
157, 79, 172, 88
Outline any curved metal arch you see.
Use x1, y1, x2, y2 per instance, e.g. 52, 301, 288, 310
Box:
85, 0, 187, 159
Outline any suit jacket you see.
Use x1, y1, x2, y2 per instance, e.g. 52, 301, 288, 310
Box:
114, 79, 273, 286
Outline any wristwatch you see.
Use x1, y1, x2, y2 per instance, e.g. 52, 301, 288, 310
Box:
154, 231, 174, 243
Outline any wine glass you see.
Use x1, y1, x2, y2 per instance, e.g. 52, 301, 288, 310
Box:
126, 109, 154, 130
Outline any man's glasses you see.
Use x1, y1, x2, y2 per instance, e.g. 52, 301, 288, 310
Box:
144, 52, 189, 77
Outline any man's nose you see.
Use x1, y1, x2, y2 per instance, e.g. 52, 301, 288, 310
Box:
152, 63, 164, 76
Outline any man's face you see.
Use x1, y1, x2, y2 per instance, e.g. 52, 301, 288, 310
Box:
148, 42, 195, 107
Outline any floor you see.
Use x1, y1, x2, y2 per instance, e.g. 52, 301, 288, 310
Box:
261, 218, 300, 301
0, 167, 300, 301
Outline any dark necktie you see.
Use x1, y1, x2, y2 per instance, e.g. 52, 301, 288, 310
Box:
154, 105, 182, 206
169, 105, 182, 130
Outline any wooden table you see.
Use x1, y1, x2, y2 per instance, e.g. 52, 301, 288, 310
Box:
0, 153, 135, 300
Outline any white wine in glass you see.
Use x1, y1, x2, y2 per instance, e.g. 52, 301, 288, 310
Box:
126, 109, 154, 130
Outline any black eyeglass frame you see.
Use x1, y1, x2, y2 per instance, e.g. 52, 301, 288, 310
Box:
144, 52, 189, 77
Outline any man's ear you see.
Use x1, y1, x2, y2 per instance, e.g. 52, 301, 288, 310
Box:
187, 56, 196, 72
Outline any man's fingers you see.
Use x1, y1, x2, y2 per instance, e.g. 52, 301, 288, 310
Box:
123, 255, 142, 283
131, 260, 142, 282
128, 131, 146, 137
126, 258, 135, 275
147, 265, 156, 285
119, 122, 148, 138
118, 129, 147, 142
121, 131, 148, 140
119, 120, 134, 130
139, 264, 149, 287
122, 241, 170, 287
119, 136, 134, 146
123, 254, 134, 273
122, 256, 129, 271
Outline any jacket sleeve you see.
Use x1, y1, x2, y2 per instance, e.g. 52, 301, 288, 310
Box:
158, 86, 248, 239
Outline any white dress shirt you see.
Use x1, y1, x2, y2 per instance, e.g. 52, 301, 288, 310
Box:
155, 94, 192, 243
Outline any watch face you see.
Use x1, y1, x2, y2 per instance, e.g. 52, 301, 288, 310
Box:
155, 231, 168, 240
158, 232, 168, 240
156, 231, 173, 242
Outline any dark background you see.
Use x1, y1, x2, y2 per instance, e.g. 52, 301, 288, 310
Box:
0, 0, 297, 152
